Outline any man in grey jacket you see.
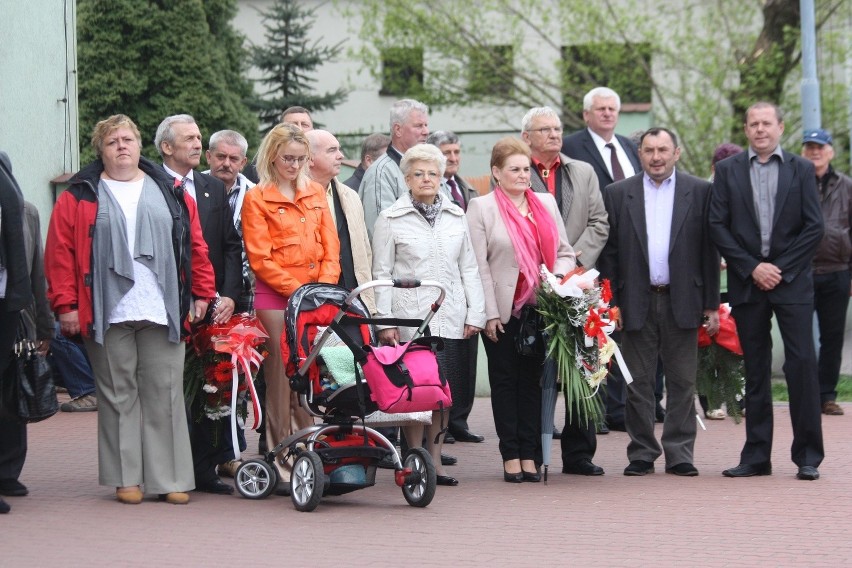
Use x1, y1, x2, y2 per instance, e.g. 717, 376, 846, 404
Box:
801, 128, 852, 416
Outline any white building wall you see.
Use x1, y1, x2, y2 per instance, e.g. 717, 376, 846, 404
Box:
0, 0, 79, 228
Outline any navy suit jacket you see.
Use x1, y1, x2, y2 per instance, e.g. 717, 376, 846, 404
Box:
708, 150, 823, 306
166, 167, 243, 302
598, 171, 720, 331
562, 129, 641, 191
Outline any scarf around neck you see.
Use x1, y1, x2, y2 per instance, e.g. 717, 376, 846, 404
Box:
494, 186, 559, 315
410, 191, 442, 226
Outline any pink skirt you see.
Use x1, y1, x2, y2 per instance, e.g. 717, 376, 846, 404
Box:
254, 279, 288, 310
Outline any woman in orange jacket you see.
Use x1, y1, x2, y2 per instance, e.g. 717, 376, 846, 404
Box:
241, 124, 340, 481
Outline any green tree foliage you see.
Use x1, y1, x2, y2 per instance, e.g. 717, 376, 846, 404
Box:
352, 0, 850, 177
248, 0, 348, 132
77, 0, 258, 164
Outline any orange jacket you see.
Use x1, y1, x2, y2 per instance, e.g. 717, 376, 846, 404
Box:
242, 181, 340, 297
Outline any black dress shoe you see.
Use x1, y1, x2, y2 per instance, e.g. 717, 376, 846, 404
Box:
624, 460, 655, 476
274, 482, 291, 497
522, 468, 541, 482
722, 462, 772, 477
443, 431, 456, 444
196, 478, 235, 495
562, 458, 604, 476
666, 463, 699, 476
503, 470, 523, 483
608, 421, 627, 432
0, 479, 28, 497
655, 403, 666, 423
552, 427, 562, 440
452, 430, 485, 443
797, 466, 819, 480
436, 475, 459, 486
597, 422, 609, 435
441, 453, 457, 466
0, 497, 9, 514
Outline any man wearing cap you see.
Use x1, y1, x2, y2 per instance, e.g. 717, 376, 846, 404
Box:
802, 128, 852, 417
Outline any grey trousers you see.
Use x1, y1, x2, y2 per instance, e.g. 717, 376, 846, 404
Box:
622, 293, 698, 467
84, 321, 193, 494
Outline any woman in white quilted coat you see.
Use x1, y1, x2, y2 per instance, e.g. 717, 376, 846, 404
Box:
371, 143, 486, 487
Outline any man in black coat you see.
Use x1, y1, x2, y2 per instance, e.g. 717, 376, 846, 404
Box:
562, 87, 644, 432
599, 128, 720, 477
709, 102, 824, 481
157, 115, 243, 494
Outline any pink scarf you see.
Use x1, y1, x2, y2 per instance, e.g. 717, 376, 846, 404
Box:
494, 186, 559, 315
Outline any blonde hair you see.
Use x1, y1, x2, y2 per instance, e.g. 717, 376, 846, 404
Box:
91, 114, 142, 158
256, 123, 311, 189
400, 143, 446, 177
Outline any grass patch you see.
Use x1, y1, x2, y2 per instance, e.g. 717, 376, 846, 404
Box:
772, 375, 852, 402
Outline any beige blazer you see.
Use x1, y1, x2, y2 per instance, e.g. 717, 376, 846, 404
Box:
467, 191, 576, 324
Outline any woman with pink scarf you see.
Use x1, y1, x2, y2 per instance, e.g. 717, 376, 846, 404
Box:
467, 137, 576, 483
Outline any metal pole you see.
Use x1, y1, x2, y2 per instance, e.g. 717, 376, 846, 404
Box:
800, 0, 821, 132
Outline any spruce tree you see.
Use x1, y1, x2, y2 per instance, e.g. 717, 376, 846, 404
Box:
248, 0, 347, 131
77, 0, 258, 163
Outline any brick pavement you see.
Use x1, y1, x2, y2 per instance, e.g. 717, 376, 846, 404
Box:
2, 393, 851, 567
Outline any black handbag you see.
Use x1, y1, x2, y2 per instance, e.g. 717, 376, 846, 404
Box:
0, 317, 58, 424
514, 304, 546, 358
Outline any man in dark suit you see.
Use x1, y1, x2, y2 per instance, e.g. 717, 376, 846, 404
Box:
0, 152, 37, 514
156, 115, 243, 494
562, 87, 643, 433
343, 133, 390, 192
599, 127, 720, 477
709, 102, 824, 481
426, 130, 484, 445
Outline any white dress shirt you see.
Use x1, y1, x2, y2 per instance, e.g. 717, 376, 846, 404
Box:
643, 170, 676, 286
588, 128, 636, 179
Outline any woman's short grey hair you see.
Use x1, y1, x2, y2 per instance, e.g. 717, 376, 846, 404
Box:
154, 114, 196, 158
583, 87, 621, 111
521, 107, 561, 132
209, 130, 248, 156
389, 99, 429, 131
400, 143, 447, 178
426, 130, 459, 148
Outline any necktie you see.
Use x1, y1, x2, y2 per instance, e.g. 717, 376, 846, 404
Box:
447, 178, 466, 211
605, 143, 625, 182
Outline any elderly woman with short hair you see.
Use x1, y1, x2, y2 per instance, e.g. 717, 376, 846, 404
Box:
371, 143, 486, 486
45, 114, 217, 505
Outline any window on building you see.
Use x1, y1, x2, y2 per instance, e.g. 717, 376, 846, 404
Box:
562, 42, 652, 112
380, 47, 424, 96
468, 45, 514, 97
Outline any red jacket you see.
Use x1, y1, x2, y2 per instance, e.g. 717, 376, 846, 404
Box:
45, 157, 216, 338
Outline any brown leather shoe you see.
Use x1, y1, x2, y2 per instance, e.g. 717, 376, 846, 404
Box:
160, 492, 190, 505
116, 486, 143, 505
822, 401, 844, 415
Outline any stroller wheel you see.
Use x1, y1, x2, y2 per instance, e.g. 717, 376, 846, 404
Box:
234, 459, 278, 499
290, 451, 325, 512
401, 447, 436, 508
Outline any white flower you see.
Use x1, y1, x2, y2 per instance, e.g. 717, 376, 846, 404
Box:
203, 384, 218, 393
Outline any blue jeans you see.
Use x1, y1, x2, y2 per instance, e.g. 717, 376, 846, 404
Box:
49, 322, 95, 398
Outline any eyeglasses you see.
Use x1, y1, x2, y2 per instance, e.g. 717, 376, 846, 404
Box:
527, 127, 563, 135
411, 170, 440, 180
277, 155, 308, 166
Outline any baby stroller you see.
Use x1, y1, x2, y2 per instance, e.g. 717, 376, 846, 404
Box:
234, 278, 448, 512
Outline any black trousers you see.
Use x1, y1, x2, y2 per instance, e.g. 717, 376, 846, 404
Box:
814, 270, 851, 403
482, 316, 542, 464
447, 336, 478, 435
732, 298, 824, 467
0, 304, 25, 483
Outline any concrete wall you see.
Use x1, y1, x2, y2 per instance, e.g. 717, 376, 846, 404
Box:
0, 0, 80, 229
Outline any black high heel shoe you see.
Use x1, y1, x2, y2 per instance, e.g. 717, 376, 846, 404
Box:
522, 467, 542, 482
503, 470, 523, 483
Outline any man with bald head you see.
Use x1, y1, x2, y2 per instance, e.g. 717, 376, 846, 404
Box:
307, 130, 375, 313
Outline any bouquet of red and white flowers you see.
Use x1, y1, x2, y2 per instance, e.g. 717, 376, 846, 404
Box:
536, 266, 632, 426
185, 313, 268, 459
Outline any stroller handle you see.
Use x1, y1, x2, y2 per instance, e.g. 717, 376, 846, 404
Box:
345, 279, 447, 310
